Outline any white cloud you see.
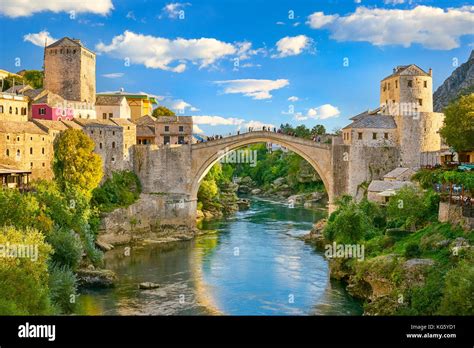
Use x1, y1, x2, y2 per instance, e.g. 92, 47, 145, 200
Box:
385, 0, 405, 4
162, 2, 190, 19
243, 120, 275, 130
1, 0, 113, 17
288, 96, 299, 102
126, 11, 136, 20
23, 30, 57, 47
214, 79, 289, 100
168, 99, 199, 113
96, 31, 238, 72
272, 35, 313, 58
276, 21, 285, 25
192, 115, 245, 126
292, 104, 340, 121
102, 73, 124, 78
307, 12, 338, 29
306, 6, 474, 50
193, 124, 204, 134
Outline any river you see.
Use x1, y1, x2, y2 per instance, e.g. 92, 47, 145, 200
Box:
76, 197, 362, 315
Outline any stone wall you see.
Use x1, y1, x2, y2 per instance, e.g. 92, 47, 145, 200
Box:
98, 193, 197, 246
439, 201, 474, 231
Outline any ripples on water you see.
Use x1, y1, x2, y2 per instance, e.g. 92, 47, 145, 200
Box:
76, 197, 362, 316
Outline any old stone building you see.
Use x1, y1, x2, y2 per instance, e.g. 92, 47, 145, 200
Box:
0, 120, 53, 179
44, 37, 96, 104
0, 92, 29, 122
95, 95, 131, 120
96, 90, 157, 122
135, 115, 193, 145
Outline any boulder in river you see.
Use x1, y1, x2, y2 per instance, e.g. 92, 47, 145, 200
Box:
237, 198, 251, 210
139, 282, 160, 290
251, 188, 262, 195
77, 269, 118, 288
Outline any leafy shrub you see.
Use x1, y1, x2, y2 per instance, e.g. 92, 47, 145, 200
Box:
48, 264, 77, 314
438, 260, 474, 315
47, 227, 83, 270
92, 171, 141, 212
0, 226, 53, 315
404, 242, 421, 258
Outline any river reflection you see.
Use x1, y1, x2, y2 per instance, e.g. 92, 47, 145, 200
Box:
76, 198, 362, 315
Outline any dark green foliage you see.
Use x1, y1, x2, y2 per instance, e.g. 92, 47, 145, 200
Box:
92, 171, 142, 212
438, 260, 474, 315
48, 264, 77, 314
47, 227, 83, 271
404, 242, 421, 258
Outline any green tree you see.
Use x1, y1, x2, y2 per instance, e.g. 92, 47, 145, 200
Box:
0, 226, 53, 315
311, 124, 326, 136
21, 70, 44, 89
438, 260, 474, 315
152, 106, 176, 117
439, 94, 474, 153
53, 129, 103, 197
386, 187, 439, 230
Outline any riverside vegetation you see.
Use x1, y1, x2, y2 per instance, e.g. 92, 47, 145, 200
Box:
0, 129, 141, 315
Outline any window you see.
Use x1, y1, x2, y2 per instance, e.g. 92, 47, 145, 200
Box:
17, 137, 19, 141
100, 130, 102, 135
42, 148, 45, 155
388, 83, 390, 89
91, 130, 94, 134
103, 113, 107, 119
6, 135, 9, 140
9, 106, 12, 114
31, 162, 33, 168
358, 132, 363, 140
164, 126, 170, 132
42, 163, 45, 167
395, 80, 398, 88
384, 133, 389, 139
0, 105, 3, 113
418, 99, 423, 106
179, 126, 184, 133
407, 80, 413, 87
111, 157, 115, 162
164, 136, 170, 145
424, 81, 427, 88
30, 148, 33, 155
6, 149, 9, 156
178, 136, 185, 144
127, 126, 130, 130
112, 142, 116, 149
109, 113, 113, 119
99, 143, 103, 149
39, 108, 46, 115
372, 133, 377, 140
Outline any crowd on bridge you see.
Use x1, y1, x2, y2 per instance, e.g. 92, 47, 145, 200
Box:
195, 126, 324, 144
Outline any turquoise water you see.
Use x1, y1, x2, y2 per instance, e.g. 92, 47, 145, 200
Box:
76, 197, 362, 315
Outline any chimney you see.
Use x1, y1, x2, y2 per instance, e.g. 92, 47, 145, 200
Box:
429, 68, 432, 77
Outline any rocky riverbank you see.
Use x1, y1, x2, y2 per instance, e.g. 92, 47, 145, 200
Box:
236, 176, 326, 208
302, 219, 472, 315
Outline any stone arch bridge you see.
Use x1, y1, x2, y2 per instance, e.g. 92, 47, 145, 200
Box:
133, 131, 398, 227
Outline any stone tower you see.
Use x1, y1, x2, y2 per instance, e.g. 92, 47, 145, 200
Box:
44, 37, 96, 104
380, 64, 433, 115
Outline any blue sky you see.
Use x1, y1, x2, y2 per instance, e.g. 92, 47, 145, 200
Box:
0, 0, 473, 135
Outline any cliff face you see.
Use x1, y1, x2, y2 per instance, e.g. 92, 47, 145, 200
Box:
433, 50, 474, 112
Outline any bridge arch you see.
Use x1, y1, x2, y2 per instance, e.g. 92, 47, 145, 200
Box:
190, 131, 335, 209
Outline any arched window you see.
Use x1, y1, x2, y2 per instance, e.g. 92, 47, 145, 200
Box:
6, 149, 9, 156
99, 143, 103, 149
30, 147, 33, 155
9, 106, 12, 114
42, 148, 45, 155
112, 142, 116, 149
15, 107, 18, 114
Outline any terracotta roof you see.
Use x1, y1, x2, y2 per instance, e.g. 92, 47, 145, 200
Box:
137, 125, 155, 137
95, 95, 126, 106
0, 121, 47, 135
383, 167, 415, 179
368, 180, 413, 192
33, 91, 66, 106
134, 115, 157, 126
343, 115, 396, 130
110, 118, 135, 127
382, 64, 430, 81
73, 118, 120, 128
33, 119, 70, 132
